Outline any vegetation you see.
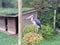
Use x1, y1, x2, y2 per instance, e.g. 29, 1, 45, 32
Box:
23, 24, 54, 37
30, 0, 60, 29
41, 34, 60, 45
37, 8, 54, 26
0, 32, 18, 45
23, 24, 60, 45
0, 8, 18, 14
22, 0, 32, 8
0, 0, 60, 45
0, 0, 18, 8
38, 25, 54, 38
22, 32, 43, 45
0, 8, 33, 14
23, 25, 36, 35
56, 14, 60, 28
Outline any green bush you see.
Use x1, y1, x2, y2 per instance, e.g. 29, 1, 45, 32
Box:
23, 24, 36, 34
2, 0, 18, 8
38, 25, 54, 38
37, 8, 54, 26
22, 32, 43, 45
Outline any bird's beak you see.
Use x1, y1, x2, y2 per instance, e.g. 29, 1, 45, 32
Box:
26, 15, 33, 20
26, 17, 29, 20
26, 16, 31, 20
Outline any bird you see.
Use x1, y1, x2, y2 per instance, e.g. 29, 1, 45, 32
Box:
26, 15, 41, 33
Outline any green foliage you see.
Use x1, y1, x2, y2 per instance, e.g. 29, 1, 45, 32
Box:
22, 32, 43, 45
30, 0, 54, 26
0, 8, 32, 14
48, 0, 60, 9
11, 0, 18, 8
0, 8, 18, 14
22, 8, 33, 12
56, 14, 60, 28
2, 0, 18, 8
30, 0, 52, 10
23, 25, 36, 34
22, 0, 32, 8
38, 25, 54, 38
0, 0, 2, 8
38, 8, 54, 26
30, 0, 42, 10
41, 34, 60, 45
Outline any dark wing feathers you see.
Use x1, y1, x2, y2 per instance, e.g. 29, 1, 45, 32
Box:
34, 19, 41, 26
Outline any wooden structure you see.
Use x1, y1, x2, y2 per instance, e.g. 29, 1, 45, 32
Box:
0, 9, 37, 34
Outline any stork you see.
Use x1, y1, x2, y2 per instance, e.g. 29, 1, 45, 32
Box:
26, 15, 41, 33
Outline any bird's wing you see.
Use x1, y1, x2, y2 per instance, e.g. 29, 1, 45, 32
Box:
34, 19, 41, 26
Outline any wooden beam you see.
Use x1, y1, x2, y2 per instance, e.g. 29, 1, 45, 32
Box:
18, 0, 22, 45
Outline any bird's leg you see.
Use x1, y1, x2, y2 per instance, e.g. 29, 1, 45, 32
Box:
36, 27, 38, 33
34, 25, 36, 33
35, 26, 38, 33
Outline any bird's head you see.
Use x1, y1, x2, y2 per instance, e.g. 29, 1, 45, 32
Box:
26, 15, 34, 20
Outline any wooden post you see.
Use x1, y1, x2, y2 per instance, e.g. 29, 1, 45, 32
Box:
18, 0, 22, 45
53, 10, 56, 31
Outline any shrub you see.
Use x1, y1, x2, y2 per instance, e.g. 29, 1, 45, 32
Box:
22, 32, 43, 45
38, 25, 54, 38
23, 24, 36, 34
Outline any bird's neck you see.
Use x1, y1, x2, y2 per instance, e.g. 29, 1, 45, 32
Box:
31, 17, 34, 21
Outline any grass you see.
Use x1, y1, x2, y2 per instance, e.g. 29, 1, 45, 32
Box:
0, 32, 18, 45
22, 7, 33, 12
0, 8, 18, 15
0, 8, 33, 14
41, 34, 60, 45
